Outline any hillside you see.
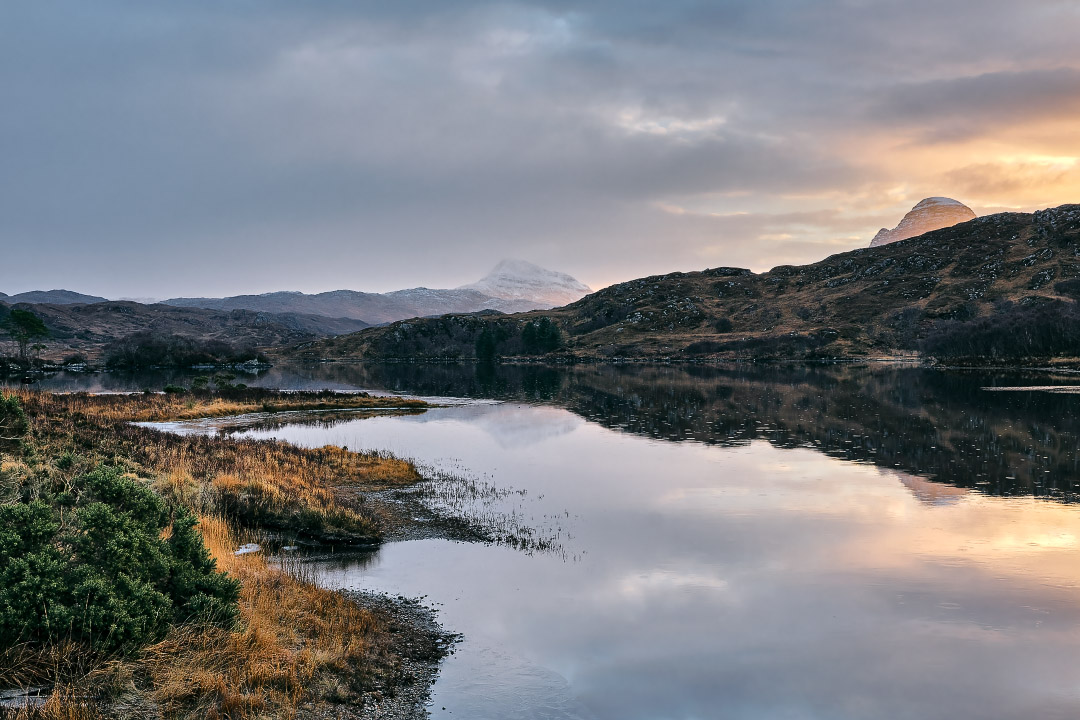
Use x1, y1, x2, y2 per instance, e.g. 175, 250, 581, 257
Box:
0, 301, 369, 363
3, 289, 110, 304
162, 287, 540, 324
284, 204, 1080, 364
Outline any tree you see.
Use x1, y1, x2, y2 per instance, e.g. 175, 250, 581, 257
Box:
2, 309, 48, 364
521, 318, 562, 354
0, 393, 28, 450
475, 327, 497, 362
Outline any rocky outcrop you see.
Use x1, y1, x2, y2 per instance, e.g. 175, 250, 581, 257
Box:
870, 197, 976, 248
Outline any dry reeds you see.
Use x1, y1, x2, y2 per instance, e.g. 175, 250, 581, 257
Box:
1, 517, 399, 719
143, 515, 391, 719
13, 390, 423, 541
27, 389, 426, 424
1, 389, 436, 717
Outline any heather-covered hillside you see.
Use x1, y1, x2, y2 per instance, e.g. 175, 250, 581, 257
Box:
286, 205, 1080, 365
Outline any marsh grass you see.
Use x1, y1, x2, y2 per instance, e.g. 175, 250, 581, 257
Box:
2, 517, 404, 719
413, 467, 567, 555
12, 389, 424, 542
141, 516, 397, 719
51, 389, 427, 423
1, 389, 437, 718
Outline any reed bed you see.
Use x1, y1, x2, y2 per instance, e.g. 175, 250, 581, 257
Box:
1, 388, 439, 718
3, 517, 405, 720
45, 389, 427, 423
13, 389, 424, 541
141, 515, 397, 719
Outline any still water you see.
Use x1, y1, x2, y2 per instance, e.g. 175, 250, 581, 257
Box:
135, 365, 1080, 717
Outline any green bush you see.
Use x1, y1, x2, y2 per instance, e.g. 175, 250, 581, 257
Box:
0, 393, 29, 451
0, 466, 239, 654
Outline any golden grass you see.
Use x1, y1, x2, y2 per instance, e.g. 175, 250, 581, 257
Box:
6, 688, 102, 720
147, 440, 421, 539
49, 390, 427, 423
1, 389, 434, 717
14, 389, 424, 540
3, 517, 399, 720
142, 515, 392, 719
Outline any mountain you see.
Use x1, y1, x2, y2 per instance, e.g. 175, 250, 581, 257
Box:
163, 288, 539, 325
4, 289, 110, 304
285, 204, 1080, 364
1, 300, 369, 363
461, 259, 592, 307
162, 260, 588, 324
870, 197, 976, 248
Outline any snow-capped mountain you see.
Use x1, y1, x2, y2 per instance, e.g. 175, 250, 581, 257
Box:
461, 259, 592, 308
160, 260, 591, 324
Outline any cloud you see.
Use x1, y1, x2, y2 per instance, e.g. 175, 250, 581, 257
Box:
2, 1, 1080, 296
870, 69, 1080, 143
945, 159, 1079, 198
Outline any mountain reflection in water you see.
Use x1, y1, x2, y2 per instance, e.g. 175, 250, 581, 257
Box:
68, 363, 1080, 718
261, 362, 1080, 502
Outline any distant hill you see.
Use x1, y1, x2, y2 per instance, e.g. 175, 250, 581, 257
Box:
162, 260, 590, 324
4, 289, 110, 305
161, 288, 537, 324
1, 301, 369, 363
285, 204, 1080, 365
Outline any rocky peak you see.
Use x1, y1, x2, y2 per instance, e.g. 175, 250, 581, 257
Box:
870, 197, 976, 248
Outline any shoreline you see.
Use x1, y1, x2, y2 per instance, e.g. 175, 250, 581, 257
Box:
0, 388, 470, 719
281, 355, 1080, 372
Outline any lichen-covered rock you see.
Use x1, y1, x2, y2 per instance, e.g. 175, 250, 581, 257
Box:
870, 197, 977, 248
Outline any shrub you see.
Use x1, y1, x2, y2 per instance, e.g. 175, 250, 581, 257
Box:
0, 393, 29, 451
921, 299, 1080, 361
1054, 278, 1080, 299
104, 331, 258, 369
0, 466, 239, 654
714, 318, 734, 333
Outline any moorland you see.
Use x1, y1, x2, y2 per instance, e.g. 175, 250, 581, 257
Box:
0, 387, 459, 719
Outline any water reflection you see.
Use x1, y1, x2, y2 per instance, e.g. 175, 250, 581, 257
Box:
247, 410, 1080, 720
66, 362, 1080, 502
131, 363, 1080, 718
170, 362, 1080, 501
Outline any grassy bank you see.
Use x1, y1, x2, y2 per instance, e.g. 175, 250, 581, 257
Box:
14, 389, 425, 542
0, 388, 447, 718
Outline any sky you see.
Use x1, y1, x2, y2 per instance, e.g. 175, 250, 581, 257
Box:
2, 0, 1080, 299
